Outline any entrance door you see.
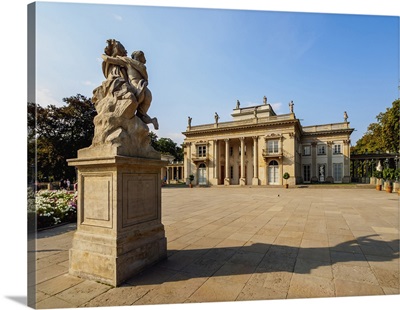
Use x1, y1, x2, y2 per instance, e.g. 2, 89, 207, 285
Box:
268, 160, 279, 185
198, 163, 207, 185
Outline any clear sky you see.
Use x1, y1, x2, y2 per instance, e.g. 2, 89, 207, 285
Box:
32, 1, 399, 146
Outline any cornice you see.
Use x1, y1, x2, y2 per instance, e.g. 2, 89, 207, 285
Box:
182, 118, 300, 137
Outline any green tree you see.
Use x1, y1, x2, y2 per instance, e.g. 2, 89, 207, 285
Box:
352, 99, 399, 154
28, 94, 96, 183
149, 132, 184, 161
377, 99, 399, 153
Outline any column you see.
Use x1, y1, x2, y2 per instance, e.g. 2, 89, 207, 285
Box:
326, 141, 333, 183
186, 142, 192, 185
240, 137, 246, 185
213, 139, 219, 184
311, 142, 318, 182
224, 139, 230, 185
343, 139, 351, 183
166, 167, 170, 184
252, 136, 259, 185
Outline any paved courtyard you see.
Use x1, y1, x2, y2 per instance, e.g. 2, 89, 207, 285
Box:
31, 186, 399, 308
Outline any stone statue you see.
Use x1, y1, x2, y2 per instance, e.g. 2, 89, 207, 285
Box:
289, 100, 294, 113
214, 112, 220, 124
236, 100, 240, 109
188, 116, 192, 127
263, 96, 267, 105
82, 39, 159, 158
254, 107, 258, 119
344, 111, 348, 122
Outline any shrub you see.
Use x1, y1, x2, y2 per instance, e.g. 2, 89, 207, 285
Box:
372, 170, 383, 178
383, 168, 395, 181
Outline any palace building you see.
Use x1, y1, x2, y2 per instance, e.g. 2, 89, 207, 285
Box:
182, 97, 353, 186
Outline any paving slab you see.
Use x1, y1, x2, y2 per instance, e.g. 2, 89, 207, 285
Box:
30, 187, 399, 308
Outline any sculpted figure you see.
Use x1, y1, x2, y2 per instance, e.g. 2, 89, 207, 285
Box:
85, 39, 159, 159
344, 111, 348, 122
289, 100, 294, 113
214, 112, 220, 124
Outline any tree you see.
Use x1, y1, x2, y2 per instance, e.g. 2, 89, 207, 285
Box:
352, 99, 399, 154
148, 132, 184, 161
28, 94, 96, 183
377, 99, 399, 153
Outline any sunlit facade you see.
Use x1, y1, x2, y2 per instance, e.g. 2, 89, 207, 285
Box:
182, 99, 353, 186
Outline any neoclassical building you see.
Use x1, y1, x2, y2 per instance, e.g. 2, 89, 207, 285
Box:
182, 97, 353, 186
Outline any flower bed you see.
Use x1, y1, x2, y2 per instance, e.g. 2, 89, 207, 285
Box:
28, 188, 77, 229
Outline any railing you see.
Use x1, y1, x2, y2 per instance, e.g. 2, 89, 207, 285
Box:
187, 114, 295, 132
191, 154, 209, 161
262, 149, 283, 158
302, 122, 349, 133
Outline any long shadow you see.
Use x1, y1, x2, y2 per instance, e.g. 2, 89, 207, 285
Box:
125, 235, 399, 286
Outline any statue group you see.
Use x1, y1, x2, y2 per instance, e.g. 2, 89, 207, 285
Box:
84, 39, 159, 158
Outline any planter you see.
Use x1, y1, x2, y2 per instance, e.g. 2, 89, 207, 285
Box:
386, 186, 393, 193
284, 184, 289, 189
189, 184, 193, 188
376, 185, 382, 191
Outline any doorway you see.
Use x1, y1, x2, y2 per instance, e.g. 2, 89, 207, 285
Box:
198, 163, 207, 185
268, 160, 279, 185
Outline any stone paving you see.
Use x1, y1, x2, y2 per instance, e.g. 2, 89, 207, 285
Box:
31, 186, 399, 308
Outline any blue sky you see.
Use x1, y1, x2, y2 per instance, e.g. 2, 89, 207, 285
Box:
33, 1, 399, 146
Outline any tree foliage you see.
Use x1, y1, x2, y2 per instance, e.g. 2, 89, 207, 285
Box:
352, 99, 399, 154
28, 94, 184, 183
28, 94, 96, 182
149, 132, 183, 161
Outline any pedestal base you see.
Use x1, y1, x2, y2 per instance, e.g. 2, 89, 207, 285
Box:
67, 155, 167, 286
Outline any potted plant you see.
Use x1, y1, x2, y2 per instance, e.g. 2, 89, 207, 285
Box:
383, 168, 395, 193
188, 174, 194, 188
373, 170, 383, 191
283, 172, 290, 188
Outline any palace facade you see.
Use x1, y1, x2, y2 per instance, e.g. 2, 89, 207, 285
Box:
182, 98, 353, 186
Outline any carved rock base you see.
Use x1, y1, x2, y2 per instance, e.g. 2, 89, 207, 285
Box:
67, 156, 167, 286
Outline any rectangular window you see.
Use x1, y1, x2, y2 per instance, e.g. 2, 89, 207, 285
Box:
333, 144, 342, 154
230, 166, 234, 179
230, 147, 233, 156
303, 146, 311, 156
197, 145, 206, 157
317, 144, 326, 155
268, 140, 279, 153
333, 163, 343, 182
303, 165, 311, 182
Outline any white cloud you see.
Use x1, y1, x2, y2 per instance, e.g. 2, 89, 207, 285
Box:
113, 14, 123, 21
36, 88, 63, 107
163, 132, 185, 145
82, 80, 96, 87
270, 102, 282, 112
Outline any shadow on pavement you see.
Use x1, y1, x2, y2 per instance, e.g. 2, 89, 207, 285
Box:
125, 235, 399, 286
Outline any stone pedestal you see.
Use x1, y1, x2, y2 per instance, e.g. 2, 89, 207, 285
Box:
67, 155, 167, 286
